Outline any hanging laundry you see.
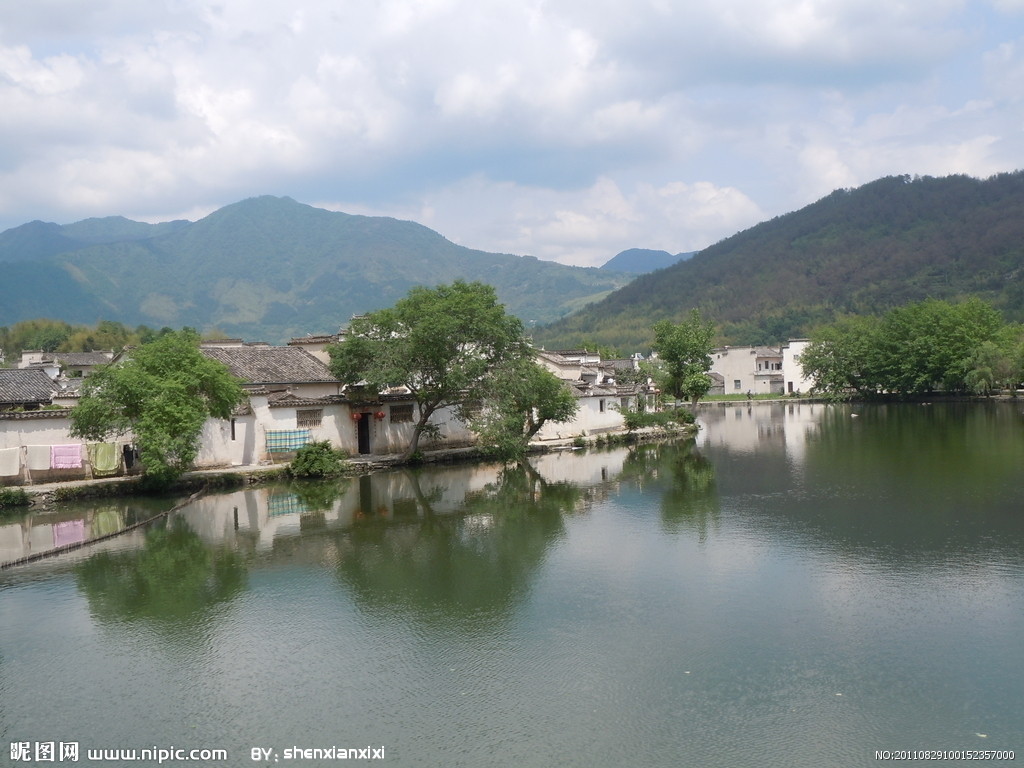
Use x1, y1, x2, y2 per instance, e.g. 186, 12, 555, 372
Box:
26, 445, 51, 471
88, 443, 121, 476
265, 429, 312, 452
0, 447, 21, 477
51, 444, 83, 470
123, 444, 136, 469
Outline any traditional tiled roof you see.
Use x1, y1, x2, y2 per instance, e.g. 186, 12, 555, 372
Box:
288, 334, 340, 345
200, 344, 339, 385
0, 368, 56, 405
266, 392, 347, 408
53, 351, 114, 367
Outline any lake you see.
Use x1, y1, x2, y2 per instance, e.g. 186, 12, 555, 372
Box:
1, 401, 1022, 766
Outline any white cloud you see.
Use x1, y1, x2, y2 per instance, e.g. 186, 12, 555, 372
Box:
0, 0, 1022, 268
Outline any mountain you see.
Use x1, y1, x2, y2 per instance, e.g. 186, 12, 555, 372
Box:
600, 248, 694, 273
0, 197, 631, 342
535, 172, 1024, 351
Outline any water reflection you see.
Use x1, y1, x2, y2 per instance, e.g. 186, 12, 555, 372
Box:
697, 401, 1024, 561
0, 499, 167, 565
335, 463, 585, 627
619, 441, 720, 538
75, 517, 247, 625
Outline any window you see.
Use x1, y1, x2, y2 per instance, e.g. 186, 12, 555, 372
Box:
390, 404, 414, 423
599, 399, 606, 413
230, 418, 236, 441
297, 409, 323, 428
620, 397, 630, 411
734, 380, 742, 390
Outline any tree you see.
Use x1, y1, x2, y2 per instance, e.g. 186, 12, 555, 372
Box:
652, 309, 715, 405
801, 315, 882, 398
70, 330, 245, 485
328, 281, 530, 461
465, 358, 579, 460
803, 299, 1007, 397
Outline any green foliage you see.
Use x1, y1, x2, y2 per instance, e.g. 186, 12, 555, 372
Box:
623, 406, 696, 430
803, 298, 1010, 397
288, 441, 348, 477
466, 358, 579, 460
0, 487, 30, 512
652, 309, 715, 405
329, 281, 531, 460
0, 318, 172, 360
70, 329, 245, 486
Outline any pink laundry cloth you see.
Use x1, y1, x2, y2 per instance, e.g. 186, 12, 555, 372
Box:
51, 444, 83, 469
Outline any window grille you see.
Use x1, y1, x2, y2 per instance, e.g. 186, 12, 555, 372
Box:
390, 404, 414, 423
297, 409, 323, 428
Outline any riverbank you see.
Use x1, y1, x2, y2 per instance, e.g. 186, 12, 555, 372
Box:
5, 422, 697, 509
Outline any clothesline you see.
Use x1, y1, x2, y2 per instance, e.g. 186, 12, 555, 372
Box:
0, 441, 131, 481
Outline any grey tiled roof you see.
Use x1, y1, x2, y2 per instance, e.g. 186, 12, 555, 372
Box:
200, 345, 339, 385
0, 368, 55, 404
53, 351, 114, 367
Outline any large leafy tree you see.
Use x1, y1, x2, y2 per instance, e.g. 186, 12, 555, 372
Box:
328, 281, 530, 460
652, 309, 715, 405
800, 315, 883, 398
70, 330, 245, 485
465, 358, 579, 460
803, 298, 1007, 397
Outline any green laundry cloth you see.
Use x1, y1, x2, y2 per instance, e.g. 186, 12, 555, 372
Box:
88, 443, 121, 476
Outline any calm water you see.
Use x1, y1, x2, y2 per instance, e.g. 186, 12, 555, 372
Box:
2, 402, 1022, 767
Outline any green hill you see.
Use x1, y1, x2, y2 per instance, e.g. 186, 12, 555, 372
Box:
0, 196, 631, 342
536, 172, 1024, 351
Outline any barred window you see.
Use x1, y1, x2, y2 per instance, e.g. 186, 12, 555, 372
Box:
297, 409, 323, 428
390, 404, 414, 423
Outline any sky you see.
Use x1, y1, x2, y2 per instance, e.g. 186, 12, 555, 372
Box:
2, 0, 1024, 267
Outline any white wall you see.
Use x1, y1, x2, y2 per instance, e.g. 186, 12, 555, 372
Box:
782, 339, 814, 394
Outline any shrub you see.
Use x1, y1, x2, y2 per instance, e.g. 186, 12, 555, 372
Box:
288, 441, 348, 478
0, 487, 30, 512
624, 407, 695, 430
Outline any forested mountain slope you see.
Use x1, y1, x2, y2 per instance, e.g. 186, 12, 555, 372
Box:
0, 196, 630, 342
536, 173, 1024, 351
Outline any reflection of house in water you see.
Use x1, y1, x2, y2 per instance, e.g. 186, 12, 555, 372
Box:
177, 447, 637, 552
696, 402, 827, 464
0, 506, 146, 565
178, 462, 510, 550
530, 445, 632, 486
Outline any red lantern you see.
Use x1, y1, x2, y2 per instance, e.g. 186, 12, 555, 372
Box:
351, 412, 362, 421
375, 411, 386, 420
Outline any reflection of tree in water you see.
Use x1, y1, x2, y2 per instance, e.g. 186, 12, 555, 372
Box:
289, 478, 348, 512
335, 463, 580, 628
76, 516, 247, 625
620, 439, 719, 539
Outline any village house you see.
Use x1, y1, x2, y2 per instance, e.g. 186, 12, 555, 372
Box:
710, 340, 812, 396
0, 335, 658, 485
533, 349, 658, 440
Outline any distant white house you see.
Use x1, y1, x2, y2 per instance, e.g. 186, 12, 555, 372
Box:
710, 339, 812, 396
